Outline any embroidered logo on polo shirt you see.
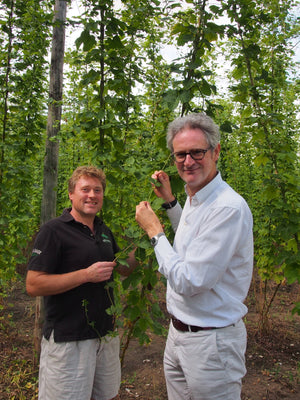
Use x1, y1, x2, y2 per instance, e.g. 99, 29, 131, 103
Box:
32, 248, 42, 256
101, 233, 111, 244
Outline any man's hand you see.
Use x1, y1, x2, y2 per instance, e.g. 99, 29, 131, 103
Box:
86, 261, 116, 283
135, 201, 164, 238
151, 170, 175, 203
26, 261, 116, 297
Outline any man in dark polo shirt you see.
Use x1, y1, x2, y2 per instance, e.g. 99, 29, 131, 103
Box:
26, 165, 133, 400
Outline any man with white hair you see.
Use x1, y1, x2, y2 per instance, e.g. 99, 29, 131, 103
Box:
136, 113, 253, 400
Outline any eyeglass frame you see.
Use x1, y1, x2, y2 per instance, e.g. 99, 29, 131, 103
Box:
171, 147, 213, 163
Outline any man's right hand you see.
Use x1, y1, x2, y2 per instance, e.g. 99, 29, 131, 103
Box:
151, 170, 175, 203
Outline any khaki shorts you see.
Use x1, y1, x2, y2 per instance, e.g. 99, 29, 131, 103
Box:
38, 332, 121, 400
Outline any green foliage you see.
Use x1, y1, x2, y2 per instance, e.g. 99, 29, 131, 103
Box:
0, 0, 52, 282
0, 0, 299, 356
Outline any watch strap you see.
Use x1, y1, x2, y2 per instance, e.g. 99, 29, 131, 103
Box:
162, 198, 177, 209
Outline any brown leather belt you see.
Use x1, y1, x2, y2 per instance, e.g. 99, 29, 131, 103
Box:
171, 316, 217, 332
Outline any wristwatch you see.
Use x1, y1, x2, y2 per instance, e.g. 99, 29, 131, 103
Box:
150, 232, 165, 247
162, 198, 177, 209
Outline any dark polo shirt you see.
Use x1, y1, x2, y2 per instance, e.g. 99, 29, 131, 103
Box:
28, 208, 120, 342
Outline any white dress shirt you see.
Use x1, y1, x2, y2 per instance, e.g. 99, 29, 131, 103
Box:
155, 172, 253, 327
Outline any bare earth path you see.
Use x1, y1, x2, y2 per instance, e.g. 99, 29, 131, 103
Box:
0, 279, 299, 399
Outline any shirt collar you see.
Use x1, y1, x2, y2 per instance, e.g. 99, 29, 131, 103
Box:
61, 208, 103, 226
185, 171, 222, 205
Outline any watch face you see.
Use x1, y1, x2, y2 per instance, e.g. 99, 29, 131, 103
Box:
150, 233, 164, 247
150, 237, 157, 246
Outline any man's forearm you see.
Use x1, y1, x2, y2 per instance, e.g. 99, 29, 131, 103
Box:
26, 269, 88, 297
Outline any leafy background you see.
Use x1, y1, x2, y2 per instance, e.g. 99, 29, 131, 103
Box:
0, 0, 299, 346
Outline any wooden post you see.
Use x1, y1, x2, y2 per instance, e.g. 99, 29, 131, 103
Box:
34, 0, 67, 358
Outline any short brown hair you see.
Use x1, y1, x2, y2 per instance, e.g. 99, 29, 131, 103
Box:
68, 166, 106, 193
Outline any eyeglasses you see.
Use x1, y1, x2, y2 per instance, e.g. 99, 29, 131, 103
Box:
172, 147, 212, 163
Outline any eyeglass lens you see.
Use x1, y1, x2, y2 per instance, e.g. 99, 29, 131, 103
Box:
173, 148, 210, 162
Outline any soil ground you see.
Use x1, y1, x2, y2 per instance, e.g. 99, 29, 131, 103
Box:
0, 276, 299, 400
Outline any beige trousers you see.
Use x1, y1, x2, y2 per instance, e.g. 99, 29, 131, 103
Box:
164, 319, 247, 400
